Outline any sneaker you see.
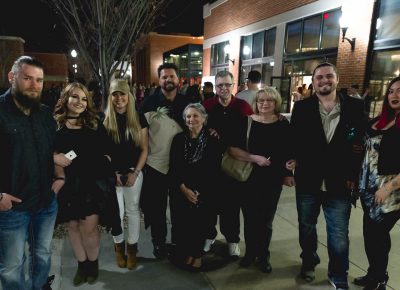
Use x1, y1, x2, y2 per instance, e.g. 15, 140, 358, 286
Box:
203, 239, 215, 252
228, 243, 240, 257
328, 276, 349, 290
300, 267, 315, 282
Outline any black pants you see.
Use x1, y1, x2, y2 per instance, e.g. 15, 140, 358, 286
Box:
206, 173, 241, 243
362, 202, 400, 281
141, 165, 175, 246
242, 182, 282, 260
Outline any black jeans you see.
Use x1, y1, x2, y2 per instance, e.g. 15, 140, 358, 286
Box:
141, 165, 174, 246
206, 173, 241, 243
362, 202, 400, 281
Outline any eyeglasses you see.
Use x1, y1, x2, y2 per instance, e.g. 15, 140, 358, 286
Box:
257, 98, 275, 104
216, 83, 233, 89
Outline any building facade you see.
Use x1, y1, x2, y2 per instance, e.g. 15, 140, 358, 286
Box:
203, 0, 399, 116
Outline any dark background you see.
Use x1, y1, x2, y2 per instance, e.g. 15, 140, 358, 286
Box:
0, 0, 209, 53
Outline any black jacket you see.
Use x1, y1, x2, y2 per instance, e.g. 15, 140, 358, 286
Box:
0, 89, 56, 211
290, 93, 366, 195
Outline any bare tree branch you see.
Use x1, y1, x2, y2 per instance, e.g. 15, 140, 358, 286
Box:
44, 0, 171, 107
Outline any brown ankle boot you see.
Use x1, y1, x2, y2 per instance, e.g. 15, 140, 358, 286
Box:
114, 241, 126, 268
127, 243, 138, 270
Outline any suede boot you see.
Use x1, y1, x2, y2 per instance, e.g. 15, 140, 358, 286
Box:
86, 259, 99, 284
114, 241, 127, 268
127, 243, 138, 270
73, 260, 87, 286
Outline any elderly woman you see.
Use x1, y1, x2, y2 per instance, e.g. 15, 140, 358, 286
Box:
169, 103, 223, 271
228, 87, 294, 273
354, 76, 400, 290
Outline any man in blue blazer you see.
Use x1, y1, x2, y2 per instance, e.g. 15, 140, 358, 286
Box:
290, 62, 366, 290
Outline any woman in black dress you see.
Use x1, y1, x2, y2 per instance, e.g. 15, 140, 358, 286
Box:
53, 82, 119, 285
169, 103, 223, 271
228, 87, 294, 273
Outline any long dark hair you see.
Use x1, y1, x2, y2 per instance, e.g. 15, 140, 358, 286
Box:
376, 76, 400, 129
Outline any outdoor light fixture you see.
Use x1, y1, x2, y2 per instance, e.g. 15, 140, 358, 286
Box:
341, 27, 356, 51
224, 44, 235, 65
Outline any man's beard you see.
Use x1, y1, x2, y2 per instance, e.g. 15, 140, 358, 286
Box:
14, 90, 41, 111
162, 82, 177, 92
316, 85, 335, 96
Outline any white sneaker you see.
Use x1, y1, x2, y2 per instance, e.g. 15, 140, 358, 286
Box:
203, 239, 215, 252
228, 243, 240, 257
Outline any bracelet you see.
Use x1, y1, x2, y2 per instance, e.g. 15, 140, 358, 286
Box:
0, 193, 3, 202
54, 177, 65, 181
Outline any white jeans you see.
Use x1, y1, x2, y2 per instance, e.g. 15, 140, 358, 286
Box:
113, 171, 143, 245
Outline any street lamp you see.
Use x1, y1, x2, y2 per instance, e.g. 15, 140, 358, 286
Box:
224, 44, 235, 65
339, 17, 356, 52
70, 49, 78, 58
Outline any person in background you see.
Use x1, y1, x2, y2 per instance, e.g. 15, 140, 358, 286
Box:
354, 76, 400, 290
103, 79, 148, 270
229, 87, 294, 273
169, 103, 223, 271
236, 70, 262, 107
290, 62, 366, 289
349, 84, 362, 99
53, 82, 120, 286
202, 81, 215, 101
140, 63, 191, 258
185, 84, 202, 103
0, 56, 58, 290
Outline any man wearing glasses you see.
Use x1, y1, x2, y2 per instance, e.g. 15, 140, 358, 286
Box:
202, 71, 253, 259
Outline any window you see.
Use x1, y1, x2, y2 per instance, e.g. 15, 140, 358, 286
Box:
302, 16, 321, 52
286, 21, 302, 54
264, 28, 276, 57
376, 0, 400, 41
285, 9, 341, 54
211, 41, 229, 75
321, 10, 341, 49
241, 35, 252, 60
252, 31, 264, 58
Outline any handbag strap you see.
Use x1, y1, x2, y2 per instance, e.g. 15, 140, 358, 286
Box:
246, 116, 252, 150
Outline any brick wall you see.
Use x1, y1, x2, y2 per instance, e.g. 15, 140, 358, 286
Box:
204, 0, 317, 39
336, 2, 374, 92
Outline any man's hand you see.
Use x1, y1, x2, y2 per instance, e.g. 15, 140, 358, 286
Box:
208, 128, 220, 139
51, 179, 65, 194
0, 193, 22, 211
54, 153, 72, 167
285, 159, 296, 171
252, 155, 271, 167
125, 172, 138, 187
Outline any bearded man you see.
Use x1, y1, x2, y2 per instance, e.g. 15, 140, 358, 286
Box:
289, 62, 366, 290
139, 63, 190, 258
0, 56, 58, 290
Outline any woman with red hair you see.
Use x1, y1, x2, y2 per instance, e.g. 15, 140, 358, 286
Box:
355, 76, 400, 290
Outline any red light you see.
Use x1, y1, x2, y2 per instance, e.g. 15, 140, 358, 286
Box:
324, 13, 330, 20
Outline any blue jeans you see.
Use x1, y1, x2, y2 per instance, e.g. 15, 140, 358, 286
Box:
296, 192, 351, 284
0, 196, 58, 290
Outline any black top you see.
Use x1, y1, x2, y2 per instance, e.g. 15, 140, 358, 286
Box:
0, 89, 56, 211
169, 129, 223, 203
110, 112, 148, 173
232, 117, 293, 185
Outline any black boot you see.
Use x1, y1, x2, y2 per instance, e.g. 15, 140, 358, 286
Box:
86, 259, 99, 284
73, 260, 87, 286
354, 272, 388, 287
363, 280, 387, 290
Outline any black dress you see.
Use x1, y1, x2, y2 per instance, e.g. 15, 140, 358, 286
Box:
55, 123, 121, 234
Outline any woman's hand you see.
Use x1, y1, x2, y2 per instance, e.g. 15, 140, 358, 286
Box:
286, 159, 296, 171
115, 173, 123, 187
375, 184, 391, 205
125, 172, 138, 187
51, 179, 65, 194
182, 188, 199, 204
54, 153, 72, 167
252, 155, 271, 167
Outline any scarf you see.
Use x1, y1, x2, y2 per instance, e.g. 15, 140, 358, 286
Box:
184, 128, 208, 164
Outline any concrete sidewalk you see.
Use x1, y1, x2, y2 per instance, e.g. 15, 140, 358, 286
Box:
49, 186, 400, 290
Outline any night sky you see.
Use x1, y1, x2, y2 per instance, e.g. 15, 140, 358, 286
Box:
0, 0, 207, 53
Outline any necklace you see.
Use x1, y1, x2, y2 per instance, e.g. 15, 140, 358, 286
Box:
66, 119, 81, 128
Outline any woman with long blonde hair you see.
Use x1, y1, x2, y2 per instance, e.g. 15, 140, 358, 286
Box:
103, 79, 148, 269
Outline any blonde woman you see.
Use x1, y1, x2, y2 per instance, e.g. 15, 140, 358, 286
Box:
228, 87, 294, 273
104, 79, 148, 269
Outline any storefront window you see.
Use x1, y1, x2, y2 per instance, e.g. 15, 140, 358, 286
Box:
302, 15, 321, 52
211, 41, 229, 75
241, 35, 252, 60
